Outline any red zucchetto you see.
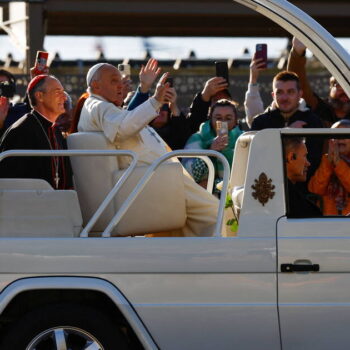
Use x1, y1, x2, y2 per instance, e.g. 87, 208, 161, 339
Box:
27, 74, 48, 92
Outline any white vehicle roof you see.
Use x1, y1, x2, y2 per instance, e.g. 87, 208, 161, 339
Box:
234, 0, 350, 98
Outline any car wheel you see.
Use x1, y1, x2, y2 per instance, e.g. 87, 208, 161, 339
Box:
0, 303, 128, 350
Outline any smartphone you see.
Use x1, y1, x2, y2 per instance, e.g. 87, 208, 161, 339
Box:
216, 120, 228, 137
35, 51, 49, 74
215, 61, 229, 85
255, 43, 268, 68
118, 64, 131, 77
166, 77, 174, 87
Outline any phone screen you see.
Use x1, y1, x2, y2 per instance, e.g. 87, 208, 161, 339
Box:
215, 61, 229, 85
35, 51, 48, 74
255, 44, 268, 68
166, 77, 174, 87
118, 64, 131, 77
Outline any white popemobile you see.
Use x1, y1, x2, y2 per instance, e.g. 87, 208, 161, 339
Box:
0, 0, 350, 349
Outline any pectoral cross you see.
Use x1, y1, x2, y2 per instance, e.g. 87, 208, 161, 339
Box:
55, 172, 60, 189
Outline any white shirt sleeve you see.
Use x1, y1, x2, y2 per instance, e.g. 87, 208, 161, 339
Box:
95, 97, 161, 143
244, 83, 264, 128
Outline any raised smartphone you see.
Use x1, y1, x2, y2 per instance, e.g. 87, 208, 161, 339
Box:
118, 64, 131, 77
34, 51, 49, 74
255, 43, 268, 68
166, 77, 174, 87
215, 61, 229, 85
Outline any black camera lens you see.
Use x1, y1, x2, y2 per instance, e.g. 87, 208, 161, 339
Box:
0, 81, 15, 98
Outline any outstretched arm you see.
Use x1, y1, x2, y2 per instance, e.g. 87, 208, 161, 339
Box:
244, 57, 265, 128
287, 37, 319, 110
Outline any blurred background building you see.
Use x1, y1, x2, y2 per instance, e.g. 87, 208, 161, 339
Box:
0, 0, 349, 110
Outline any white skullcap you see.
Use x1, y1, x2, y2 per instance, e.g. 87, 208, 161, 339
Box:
86, 63, 106, 86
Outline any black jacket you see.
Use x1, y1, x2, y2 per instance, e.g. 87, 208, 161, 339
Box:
251, 107, 323, 177
0, 110, 72, 189
251, 107, 322, 130
287, 180, 322, 218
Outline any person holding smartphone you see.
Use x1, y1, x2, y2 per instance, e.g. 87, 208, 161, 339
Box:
78, 62, 220, 237
182, 99, 243, 192
0, 69, 30, 137
244, 50, 267, 128
0, 51, 51, 136
288, 37, 350, 127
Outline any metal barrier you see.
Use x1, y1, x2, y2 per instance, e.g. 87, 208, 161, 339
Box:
0, 149, 230, 237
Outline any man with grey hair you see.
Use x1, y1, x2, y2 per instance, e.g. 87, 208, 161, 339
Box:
0, 74, 72, 189
283, 136, 322, 218
78, 63, 219, 237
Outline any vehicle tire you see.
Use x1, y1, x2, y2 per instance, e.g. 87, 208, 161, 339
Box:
0, 302, 128, 350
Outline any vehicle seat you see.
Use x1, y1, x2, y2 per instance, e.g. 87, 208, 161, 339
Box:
67, 132, 186, 236
0, 178, 82, 237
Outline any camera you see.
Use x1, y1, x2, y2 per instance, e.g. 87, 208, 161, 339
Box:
0, 81, 15, 98
118, 64, 131, 77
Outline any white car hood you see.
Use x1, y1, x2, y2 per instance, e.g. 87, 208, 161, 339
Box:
233, 0, 350, 97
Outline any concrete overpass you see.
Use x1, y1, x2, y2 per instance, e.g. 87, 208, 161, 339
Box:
0, 0, 349, 72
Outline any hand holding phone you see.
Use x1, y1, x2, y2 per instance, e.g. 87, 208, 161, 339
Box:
118, 64, 131, 78
215, 61, 229, 86
166, 77, 174, 87
255, 44, 268, 69
216, 120, 229, 147
33, 51, 49, 75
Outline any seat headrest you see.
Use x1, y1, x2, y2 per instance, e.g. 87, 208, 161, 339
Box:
67, 132, 115, 150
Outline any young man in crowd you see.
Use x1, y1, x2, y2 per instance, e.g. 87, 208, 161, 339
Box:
251, 70, 323, 176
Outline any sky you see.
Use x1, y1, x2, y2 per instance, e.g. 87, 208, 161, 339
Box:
0, 35, 349, 62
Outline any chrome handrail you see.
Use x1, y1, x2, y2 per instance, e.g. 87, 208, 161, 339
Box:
0, 149, 138, 238
102, 150, 230, 237
181, 155, 215, 193
0, 149, 229, 238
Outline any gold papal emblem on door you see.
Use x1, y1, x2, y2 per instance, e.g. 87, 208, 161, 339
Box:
251, 172, 275, 206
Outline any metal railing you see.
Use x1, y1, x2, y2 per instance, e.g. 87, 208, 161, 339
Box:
0, 149, 230, 237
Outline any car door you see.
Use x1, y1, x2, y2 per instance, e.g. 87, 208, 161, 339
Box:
233, 0, 350, 348
277, 215, 350, 349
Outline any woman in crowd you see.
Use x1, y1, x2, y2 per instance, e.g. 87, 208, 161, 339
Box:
182, 99, 242, 192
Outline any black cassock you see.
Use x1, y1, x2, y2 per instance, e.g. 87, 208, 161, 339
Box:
0, 110, 73, 189
287, 180, 322, 218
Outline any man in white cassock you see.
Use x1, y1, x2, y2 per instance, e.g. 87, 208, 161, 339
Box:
78, 63, 219, 237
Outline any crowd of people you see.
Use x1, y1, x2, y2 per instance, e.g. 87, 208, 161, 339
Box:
0, 36, 350, 234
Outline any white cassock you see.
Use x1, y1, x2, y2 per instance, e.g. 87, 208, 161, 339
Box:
78, 93, 219, 236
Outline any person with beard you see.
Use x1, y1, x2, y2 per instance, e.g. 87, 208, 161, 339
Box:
308, 119, 350, 216
283, 136, 322, 218
251, 70, 323, 176
287, 37, 350, 127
